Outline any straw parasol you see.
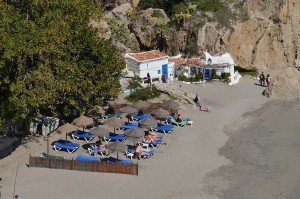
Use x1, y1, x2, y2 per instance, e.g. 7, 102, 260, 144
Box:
124, 128, 145, 145
56, 123, 79, 141
72, 116, 94, 128
120, 106, 138, 123
104, 117, 123, 133
161, 100, 180, 109
151, 108, 170, 123
133, 100, 150, 110
138, 118, 157, 129
106, 141, 127, 159
89, 126, 110, 141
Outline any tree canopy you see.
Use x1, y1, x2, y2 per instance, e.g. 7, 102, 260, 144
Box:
0, 0, 125, 131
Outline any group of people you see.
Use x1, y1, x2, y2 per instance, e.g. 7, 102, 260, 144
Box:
147, 72, 169, 85
194, 94, 211, 112
258, 72, 271, 87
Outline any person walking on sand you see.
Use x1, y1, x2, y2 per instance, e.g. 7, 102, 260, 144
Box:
266, 74, 271, 87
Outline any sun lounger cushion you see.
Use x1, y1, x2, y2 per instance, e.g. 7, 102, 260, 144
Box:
107, 156, 133, 164
152, 124, 175, 134
104, 133, 126, 142
131, 114, 152, 121
76, 154, 101, 162
71, 131, 94, 142
169, 117, 187, 127
52, 140, 79, 153
120, 123, 138, 130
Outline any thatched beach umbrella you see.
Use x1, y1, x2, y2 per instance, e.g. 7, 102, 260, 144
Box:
138, 118, 157, 129
104, 117, 123, 133
106, 141, 127, 160
124, 128, 145, 145
72, 116, 94, 130
161, 100, 180, 113
151, 108, 170, 123
120, 106, 138, 123
89, 126, 110, 141
133, 100, 151, 110
56, 123, 79, 141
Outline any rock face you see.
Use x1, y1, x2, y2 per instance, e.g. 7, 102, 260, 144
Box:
226, 0, 300, 71
270, 67, 300, 99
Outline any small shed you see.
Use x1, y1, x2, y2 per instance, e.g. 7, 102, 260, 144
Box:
125, 50, 173, 82
204, 52, 239, 84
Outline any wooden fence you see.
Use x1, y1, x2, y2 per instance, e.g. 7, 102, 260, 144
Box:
29, 155, 138, 175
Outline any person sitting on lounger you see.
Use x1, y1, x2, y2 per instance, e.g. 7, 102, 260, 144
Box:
145, 135, 159, 143
176, 114, 183, 122
134, 145, 151, 159
95, 142, 109, 155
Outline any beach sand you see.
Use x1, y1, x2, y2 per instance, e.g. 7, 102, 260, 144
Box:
0, 78, 274, 199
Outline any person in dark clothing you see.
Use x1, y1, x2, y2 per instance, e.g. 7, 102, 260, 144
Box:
194, 94, 199, 105
259, 72, 265, 86
147, 72, 151, 85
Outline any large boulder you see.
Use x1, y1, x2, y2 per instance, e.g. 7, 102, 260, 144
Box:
270, 67, 300, 99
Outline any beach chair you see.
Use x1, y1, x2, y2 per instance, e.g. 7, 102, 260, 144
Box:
119, 122, 138, 130
40, 152, 65, 159
52, 140, 79, 153
75, 154, 101, 162
142, 139, 162, 148
107, 156, 133, 164
103, 133, 126, 143
151, 123, 175, 134
168, 117, 187, 127
88, 144, 111, 157
102, 113, 123, 119
71, 131, 95, 142
131, 114, 152, 121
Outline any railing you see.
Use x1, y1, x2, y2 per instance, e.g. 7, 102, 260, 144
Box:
29, 155, 138, 175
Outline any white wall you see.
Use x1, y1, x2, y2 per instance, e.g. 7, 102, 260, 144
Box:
139, 58, 169, 78
205, 52, 235, 65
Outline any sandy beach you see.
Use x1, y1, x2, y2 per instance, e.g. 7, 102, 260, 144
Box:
0, 77, 286, 199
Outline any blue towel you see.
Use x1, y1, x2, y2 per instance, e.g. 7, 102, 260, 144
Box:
53, 139, 79, 148
132, 114, 152, 120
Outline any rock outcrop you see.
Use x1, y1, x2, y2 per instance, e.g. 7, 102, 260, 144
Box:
270, 67, 300, 100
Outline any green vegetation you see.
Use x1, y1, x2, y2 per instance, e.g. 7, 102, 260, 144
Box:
0, 0, 125, 132
178, 72, 203, 82
125, 86, 161, 102
221, 72, 230, 83
211, 69, 220, 79
127, 75, 143, 91
235, 66, 258, 76
106, 18, 134, 49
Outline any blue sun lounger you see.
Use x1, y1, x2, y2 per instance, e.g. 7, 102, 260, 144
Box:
107, 156, 133, 164
120, 122, 138, 130
131, 114, 152, 121
75, 154, 101, 162
71, 131, 95, 142
104, 133, 126, 143
152, 124, 175, 134
52, 139, 80, 153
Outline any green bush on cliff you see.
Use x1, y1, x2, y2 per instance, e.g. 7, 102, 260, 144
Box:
125, 86, 161, 102
106, 18, 134, 49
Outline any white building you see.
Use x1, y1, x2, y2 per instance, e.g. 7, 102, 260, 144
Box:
204, 52, 240, 85
125, 50, 173, 82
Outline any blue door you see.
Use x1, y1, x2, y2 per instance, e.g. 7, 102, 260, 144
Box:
162, 64, 168, 80
204, 68, 211, 80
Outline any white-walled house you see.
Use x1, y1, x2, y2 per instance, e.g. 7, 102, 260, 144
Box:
125, 50, 173, 82
204, 52, 240, 85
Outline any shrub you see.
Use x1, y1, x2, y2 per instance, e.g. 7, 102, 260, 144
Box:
152, 10, 165, 18
127, 75, 143, 91
211, 69, 220, 79
125, 86, 161, 102
195, 72, 204, 81
221, 72, 230, 83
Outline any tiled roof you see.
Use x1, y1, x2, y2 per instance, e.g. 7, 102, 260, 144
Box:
127, 50, 168, 62
169, 57, 205, 66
